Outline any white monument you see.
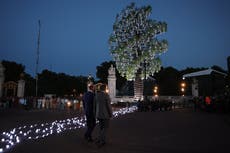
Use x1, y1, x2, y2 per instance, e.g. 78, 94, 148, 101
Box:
108, 65, 116, 101
17, 73, 25, 97
87, 74, 94, 91
0, 61, 5, 97
191, 78, 199, 97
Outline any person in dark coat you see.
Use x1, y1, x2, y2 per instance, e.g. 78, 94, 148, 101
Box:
94, 84, 113, 147
83, 84, 96, 142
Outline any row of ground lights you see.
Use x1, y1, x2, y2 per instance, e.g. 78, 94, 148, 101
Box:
0, 106, 137, 153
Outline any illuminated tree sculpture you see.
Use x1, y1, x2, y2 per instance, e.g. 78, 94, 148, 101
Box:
109, 3, 168, 99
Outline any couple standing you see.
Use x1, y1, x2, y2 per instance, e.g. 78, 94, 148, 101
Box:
82, 84, 113, 148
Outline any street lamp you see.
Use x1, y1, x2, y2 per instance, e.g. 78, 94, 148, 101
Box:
105, 85, 109, 93
181, 82, 186, 96
153, 86, 158, 97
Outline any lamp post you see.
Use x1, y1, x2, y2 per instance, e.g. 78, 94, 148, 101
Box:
153, 86, 158, 97
181, 82, 186, 96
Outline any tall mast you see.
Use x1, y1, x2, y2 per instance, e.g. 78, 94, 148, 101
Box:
35, 20, 41, 97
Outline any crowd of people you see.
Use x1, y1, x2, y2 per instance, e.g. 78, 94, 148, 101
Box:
193, 93, 230, 113
137, 98, 174, 112
136, 93, 230, 113
0, 95, 84, 112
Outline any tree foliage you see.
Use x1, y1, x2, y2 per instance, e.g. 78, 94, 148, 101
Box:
2, 60, 228, 96
38, 70, 88, 96
96, 61, 113, 83
2, 60, 25, 82
109, 3, 168, 80
211, 65, 227, 73
1, 60, 88, 96
155, 67, 181, 95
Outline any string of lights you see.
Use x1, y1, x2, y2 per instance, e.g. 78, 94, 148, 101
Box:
0, 106, 137, 153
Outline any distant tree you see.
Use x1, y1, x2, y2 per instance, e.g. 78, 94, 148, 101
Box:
37, 69, 88, 96
226, 74, 230, 94
24, 73, 35, 96
155, 67, 180, 95
211, 65, 227, 73
109, 3, 168, 98
1, 60, 37, 96
75, 75, 88, 94
38, 70, 57, 95
96, 61, 114, 83
2, 60, 25, 82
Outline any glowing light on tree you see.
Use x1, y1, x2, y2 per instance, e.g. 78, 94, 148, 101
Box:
109, 3, 168, 99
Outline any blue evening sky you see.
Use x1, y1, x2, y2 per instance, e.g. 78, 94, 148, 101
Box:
0, 0, 230, 78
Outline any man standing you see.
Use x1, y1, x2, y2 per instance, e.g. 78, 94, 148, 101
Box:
95, 84, 113, 147
83, 85, 96, 142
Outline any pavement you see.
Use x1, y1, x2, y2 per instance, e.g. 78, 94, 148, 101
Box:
1, 108, 230, 153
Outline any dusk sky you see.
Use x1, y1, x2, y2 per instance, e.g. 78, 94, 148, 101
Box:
1, 0, 230, 78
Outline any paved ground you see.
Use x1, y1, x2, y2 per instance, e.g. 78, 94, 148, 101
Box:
1, 108, 230, 153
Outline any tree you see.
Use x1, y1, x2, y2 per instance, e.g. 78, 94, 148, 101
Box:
38, 69, 88, 96
155, 67, 180, 95
24, 73, 36, 96
109, 3, 168, 99
2, 60, 25, 82
1, 60, 37, 96
96, 61, 114, 83
211, 65, 227, 73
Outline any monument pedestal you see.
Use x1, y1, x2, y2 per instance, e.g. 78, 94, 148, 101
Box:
17, 79, 25, 98
108, 65, 116, 103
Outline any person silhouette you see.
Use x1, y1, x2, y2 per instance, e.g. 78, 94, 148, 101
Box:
83, 84, 96, 142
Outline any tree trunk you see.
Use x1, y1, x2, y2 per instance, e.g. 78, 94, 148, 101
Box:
134, 69, 143, 100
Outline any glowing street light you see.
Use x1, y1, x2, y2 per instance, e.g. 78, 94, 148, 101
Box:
153, 86, 158, 97
181, 82, 186, 88
180, 82, 186, 96
105, 85, 109, 93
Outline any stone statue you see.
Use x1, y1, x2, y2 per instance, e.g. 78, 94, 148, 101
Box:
108, 64, 115, 75
87, 74, 94, 91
